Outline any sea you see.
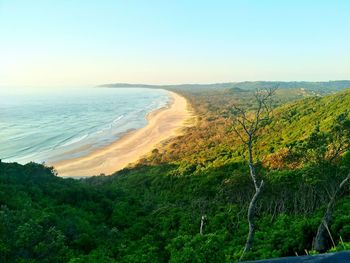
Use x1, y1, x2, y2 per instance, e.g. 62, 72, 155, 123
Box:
0, 87, 170, 164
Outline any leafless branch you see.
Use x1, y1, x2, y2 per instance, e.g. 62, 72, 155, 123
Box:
233, 88, 276, 260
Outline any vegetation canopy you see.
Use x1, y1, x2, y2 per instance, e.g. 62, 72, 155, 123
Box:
2, 82, 350, 262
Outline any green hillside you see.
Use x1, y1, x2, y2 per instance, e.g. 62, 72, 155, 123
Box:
1, 88, 350, 262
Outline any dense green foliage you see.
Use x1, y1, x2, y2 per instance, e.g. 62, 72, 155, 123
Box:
1, 85, 350, 262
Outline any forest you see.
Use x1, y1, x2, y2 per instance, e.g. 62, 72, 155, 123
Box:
1, 81, 350, 262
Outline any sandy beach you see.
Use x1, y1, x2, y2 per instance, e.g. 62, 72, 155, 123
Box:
51, 91, 192, 177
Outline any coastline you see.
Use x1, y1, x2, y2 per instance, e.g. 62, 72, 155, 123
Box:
51, 91, 193, 177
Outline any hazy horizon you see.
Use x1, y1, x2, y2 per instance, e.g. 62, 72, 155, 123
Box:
1, 79, 350, 92
1, 0, 349, 86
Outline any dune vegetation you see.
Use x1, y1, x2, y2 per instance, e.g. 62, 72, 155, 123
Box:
1, 82, 350, 262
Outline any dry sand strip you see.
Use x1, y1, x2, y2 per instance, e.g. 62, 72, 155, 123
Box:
51, 91, 193, 177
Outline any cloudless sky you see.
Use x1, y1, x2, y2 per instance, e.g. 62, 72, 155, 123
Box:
0, 0, 349, 87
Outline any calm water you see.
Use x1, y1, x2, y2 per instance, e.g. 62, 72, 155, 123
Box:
0, 87, 169, 164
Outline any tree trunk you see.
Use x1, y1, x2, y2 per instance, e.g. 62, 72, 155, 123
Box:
314, 199, 335, 252
314, 173, 350, 252
240, 139, 264, 261
200, 215, 206, 235
240, 181, 264, 260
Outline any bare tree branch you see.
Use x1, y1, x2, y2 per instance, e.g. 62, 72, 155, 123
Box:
314, 171, 350, 252
232, 88, 276, 260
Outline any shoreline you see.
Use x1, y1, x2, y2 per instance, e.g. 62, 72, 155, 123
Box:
51, 91, 193, 177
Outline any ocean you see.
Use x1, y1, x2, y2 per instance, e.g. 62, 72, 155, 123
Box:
0, 87, 169, 164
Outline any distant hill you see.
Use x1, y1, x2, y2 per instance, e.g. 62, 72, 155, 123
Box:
228, 80, 350, 91
99, 80, 350, 93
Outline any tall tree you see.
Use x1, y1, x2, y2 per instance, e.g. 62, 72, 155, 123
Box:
231, 88, 276, 260
313, 113, 350, 252
313, 171, 350, 252
290, 113, 350, 252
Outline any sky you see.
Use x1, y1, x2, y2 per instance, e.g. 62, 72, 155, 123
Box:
0, 0, 349, 87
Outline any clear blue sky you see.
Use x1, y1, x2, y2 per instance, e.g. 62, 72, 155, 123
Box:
0, 0, 349, 86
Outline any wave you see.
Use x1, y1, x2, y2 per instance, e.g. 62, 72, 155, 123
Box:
94, 115, 126, 135
113, 115, 124, 125
60, 134, 89, 147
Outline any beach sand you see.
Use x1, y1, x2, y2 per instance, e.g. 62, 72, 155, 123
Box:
51, 91, 192, 177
